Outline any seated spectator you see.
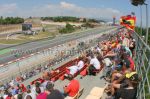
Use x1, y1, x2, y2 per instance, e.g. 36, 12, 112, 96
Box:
50, 69, 59, 75
123, 53, 135, 71
77, 57, 84, 70
6, 93, 13, 99
122, 34, 130, 47
63, 75, 80, 98
120, 45, 132, 58
66, 65, 79, 76
3, 90, 9, 99
25, 95, 32, 99
65, 57, 85, 76
88, 54, 101, 75
101, 58, 113, 79
42, 72, 50, 80
41, 78, 52, 90
19, 84, 27, 93
36, 87, 42, 99
46, 82, 64, 99
32, 82, 44, 96
17, 94, 22, 99
24, 85, 36, 99
113, 72, 140, 99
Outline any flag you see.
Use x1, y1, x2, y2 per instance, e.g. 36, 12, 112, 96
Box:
120, 15, 136, 30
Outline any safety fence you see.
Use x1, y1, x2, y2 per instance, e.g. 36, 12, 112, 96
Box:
133, 31, 150, 99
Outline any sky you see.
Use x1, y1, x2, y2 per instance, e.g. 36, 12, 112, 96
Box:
0, 0, 150, 26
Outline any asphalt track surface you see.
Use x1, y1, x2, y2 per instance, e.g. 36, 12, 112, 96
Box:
0, 26, 116, 64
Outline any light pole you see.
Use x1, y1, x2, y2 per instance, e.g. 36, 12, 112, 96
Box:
145, 3, 149, 44
130, 0, 149, 44
140, 5, 143, 35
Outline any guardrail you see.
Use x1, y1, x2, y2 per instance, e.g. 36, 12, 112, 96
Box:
133, 31, 150, 99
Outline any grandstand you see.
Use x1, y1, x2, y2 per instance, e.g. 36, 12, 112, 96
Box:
0, 26, 148, 99
0, 0, 150, 99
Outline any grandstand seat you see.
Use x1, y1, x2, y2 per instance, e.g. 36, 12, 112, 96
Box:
93, 69, 101, 74
89, 87, 104, 97
85, 86, 105, 99
74, 65, 87, 78
80, 68, 87, 76
85, 95, 100, 99
59, 74, 65, 80
30, 59, 78, 84
65, 88, 84, 99
30, 78, 45, 85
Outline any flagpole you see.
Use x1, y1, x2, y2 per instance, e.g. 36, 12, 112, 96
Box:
145, 3, 149, 44
140, 5, 143, 36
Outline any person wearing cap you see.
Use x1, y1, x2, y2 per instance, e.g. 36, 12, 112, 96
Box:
110, 72, 140, 99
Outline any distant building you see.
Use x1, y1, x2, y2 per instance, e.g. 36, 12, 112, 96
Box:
22, 23, 38, 35
22, 23, 32, 31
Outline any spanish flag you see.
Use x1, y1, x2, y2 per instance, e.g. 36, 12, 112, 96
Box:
120, 15, 136, 30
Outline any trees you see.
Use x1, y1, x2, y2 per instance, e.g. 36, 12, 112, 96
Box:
81, 22, 94, 28
59, 23, 75, 34
41, 16, 79, 22
0, 17, 24, 25
135, 27, 150, 45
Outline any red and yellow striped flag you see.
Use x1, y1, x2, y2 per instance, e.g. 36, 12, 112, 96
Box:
120, 15, 136, 30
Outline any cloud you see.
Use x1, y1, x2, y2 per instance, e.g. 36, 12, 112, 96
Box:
60, 1, 76, 9
0, 3, 17, 15
1, 2, 123, 19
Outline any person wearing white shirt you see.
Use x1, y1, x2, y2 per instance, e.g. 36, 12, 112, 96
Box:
67, 66, 79, 75
103, 58, 112, 67
102, 58, 112, 78
88, 54, 100, 75
77, 60, 84, 70
66, 57, 85, 76
90, 57, 100, 70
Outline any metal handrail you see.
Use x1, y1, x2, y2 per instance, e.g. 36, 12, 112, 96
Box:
133, 31, 150, 99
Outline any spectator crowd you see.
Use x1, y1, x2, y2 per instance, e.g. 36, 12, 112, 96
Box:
0, 28, 140, 99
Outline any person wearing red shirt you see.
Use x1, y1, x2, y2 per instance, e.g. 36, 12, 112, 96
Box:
37, 92, 47, 99
63, 74, 80, 97
123, 52, 135, 71
128, 56, 135, 71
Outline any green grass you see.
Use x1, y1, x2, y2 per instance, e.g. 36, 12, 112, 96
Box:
0, 39, 26, 44
18, 31, 55, 40
0, 31, 56, 44
0, 49, 13, 55
43, 24, 58, 28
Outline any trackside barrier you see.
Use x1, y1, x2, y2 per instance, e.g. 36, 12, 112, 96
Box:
133, 31, 150, 99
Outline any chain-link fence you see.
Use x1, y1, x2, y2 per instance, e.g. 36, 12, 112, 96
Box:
133, 31, 150, 99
